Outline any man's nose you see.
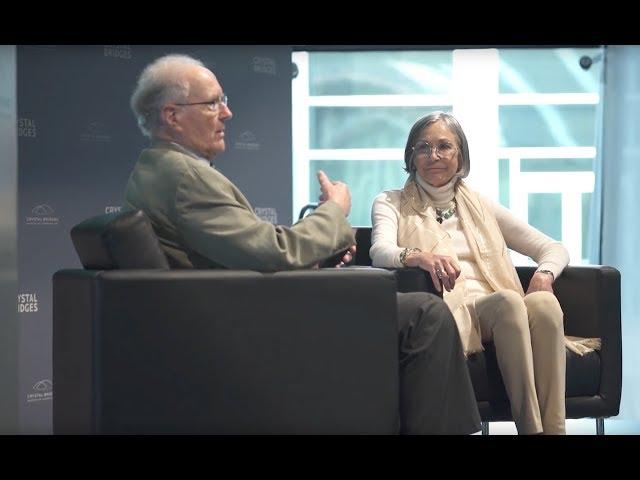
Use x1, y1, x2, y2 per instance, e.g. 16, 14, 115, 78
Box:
220, 103, 233, 120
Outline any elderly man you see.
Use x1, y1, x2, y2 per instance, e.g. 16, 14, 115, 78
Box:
123, 54, 481, 435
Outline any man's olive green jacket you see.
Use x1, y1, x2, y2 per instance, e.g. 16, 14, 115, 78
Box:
124, 141, 355, 270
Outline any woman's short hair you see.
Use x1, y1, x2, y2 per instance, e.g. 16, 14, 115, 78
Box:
403, 111, 470, 179
130, 54, 205, 138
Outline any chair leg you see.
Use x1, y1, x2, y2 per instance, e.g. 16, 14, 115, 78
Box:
596, 417, 605, 435
481, 421, 490, 435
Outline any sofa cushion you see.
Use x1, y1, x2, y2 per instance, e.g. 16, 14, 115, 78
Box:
468, 343, 601, 402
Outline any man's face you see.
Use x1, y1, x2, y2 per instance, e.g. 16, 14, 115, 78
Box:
171, 67, 233, 161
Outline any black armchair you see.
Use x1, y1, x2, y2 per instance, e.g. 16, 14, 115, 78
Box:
53, 210, 400, 434
353, 226, 622, 434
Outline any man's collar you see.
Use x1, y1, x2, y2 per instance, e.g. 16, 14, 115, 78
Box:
150, 140, 213, 167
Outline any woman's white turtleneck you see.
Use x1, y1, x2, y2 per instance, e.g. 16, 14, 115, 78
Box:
415, 174, 457, 209
370, 174, 570, 298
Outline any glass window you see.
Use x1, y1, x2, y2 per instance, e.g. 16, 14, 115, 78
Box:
528, 193, 562, 240
582, 192, 592, 260
310, 106, 450, 149
499, 105, 596, 147
499, 158, 510, 207
499, 48, 603, 93
293, 47, 605, 265
309, 51, 453, 95
309, 160, 407, 227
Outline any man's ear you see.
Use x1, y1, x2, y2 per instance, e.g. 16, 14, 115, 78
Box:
160, 104, 180, 129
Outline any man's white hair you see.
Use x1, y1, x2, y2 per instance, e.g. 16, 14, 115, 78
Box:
130, 54, 206, 138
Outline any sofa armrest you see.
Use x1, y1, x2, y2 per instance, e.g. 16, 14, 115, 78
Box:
517, 265, 622, 414
391, 267, 441, 296
345, 266, 441, 296
517, 265, 621, 339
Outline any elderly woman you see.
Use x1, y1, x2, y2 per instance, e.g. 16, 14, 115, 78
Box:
370, 111, 569, 435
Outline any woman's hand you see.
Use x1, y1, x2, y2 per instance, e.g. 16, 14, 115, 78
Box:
526, 271, 554, 294
405, 251, 461, 292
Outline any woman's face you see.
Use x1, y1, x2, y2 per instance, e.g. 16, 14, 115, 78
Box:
412, 120, 460, 187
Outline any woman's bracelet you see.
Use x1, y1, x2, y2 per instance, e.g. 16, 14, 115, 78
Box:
536, 269, 555, 280
399, 247, 422, 267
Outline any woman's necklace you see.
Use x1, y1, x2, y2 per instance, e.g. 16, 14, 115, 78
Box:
435, 200, 457, 224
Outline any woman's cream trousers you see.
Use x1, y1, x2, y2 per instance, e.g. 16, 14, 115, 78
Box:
473, 290, 565, 434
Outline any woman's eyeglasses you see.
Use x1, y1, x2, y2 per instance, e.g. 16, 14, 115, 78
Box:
412, 140, 456, 158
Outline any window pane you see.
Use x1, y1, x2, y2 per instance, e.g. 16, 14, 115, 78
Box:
310, 106, 450, 149
309, 51, 453, 95
309, 160, 407, 227
499, 158, 509, 207
528, 193, 562, 241
499, 105, 596, 147
499, 48, 603, 93
582, 192, 592, 261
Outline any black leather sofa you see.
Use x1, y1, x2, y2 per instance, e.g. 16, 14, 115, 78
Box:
53, 210, 401, 434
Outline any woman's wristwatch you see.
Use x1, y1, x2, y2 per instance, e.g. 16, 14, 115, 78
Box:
399, 247, 422, 267
536, 269, 555, 280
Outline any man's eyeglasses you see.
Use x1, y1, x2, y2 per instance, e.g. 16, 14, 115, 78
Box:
412, 140, 456, 159
175, 94, 228, 111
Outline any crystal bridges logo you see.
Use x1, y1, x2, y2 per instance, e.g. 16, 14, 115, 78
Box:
17, 292, 39, 313
18, 118, 37, 138
26, 379, 53, 403
253, 56, 276, 75
104, 45, 132, 60
254, 207, 278, 224
26, 204, 59, 225
234, 131, 261, 151
81, 121, 111, 142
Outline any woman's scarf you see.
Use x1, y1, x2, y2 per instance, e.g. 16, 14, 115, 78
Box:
397, 178, 524, 354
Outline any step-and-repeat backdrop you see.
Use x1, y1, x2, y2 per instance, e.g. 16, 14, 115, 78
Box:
17, 45, 292, 433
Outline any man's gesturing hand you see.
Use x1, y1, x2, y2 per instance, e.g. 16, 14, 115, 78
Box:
317, 170, 351, 216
